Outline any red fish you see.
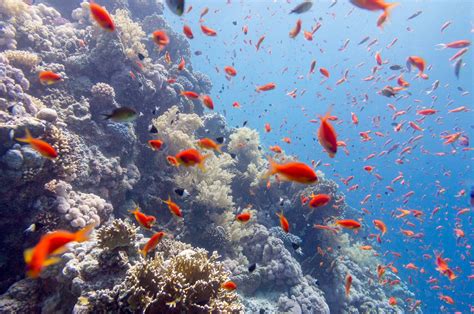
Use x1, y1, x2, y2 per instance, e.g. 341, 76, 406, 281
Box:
407, 56, 428, 78
345, 273, 352, 296
140, 232, 166, 257
197, 138, 222, 152
264, 157, 317, 184
336, 219, 361, 229
224, 66, 237, 76
256, 35, 265, 51
200, 95, 214, 110
221, 281, 237, 291
89, 2, 115, 31
256, 83, 276, 92
319, 67, 330, 78
39, 71, 62, 85
236, 212, 252, 223
174, 148, 210, 171
318, 108, 338, 158
436, 40, 470, 49
163, 196, 183, 218
289, 19, 302, 38
201, 24, 217, 36
178, 57, 185, 71
276, 211, 290, 233
24, 224, 94, 278
181, 91, 200, 99
350, 0, 398, 27
373, 219, 387, 235
152, 30, 169, 51
269, 145, 282, 153
183, 25, 194, 39
308, 193, 331, 208
130, 207, 156, 229
148, 139, 163, 151
16, 129, 58, 159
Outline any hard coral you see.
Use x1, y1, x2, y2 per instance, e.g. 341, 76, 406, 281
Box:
96, 218, 138, 252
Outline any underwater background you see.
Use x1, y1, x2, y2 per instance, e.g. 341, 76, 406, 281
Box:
0, 0, 472, 313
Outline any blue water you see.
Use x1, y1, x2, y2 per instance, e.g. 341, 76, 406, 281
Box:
166, 1, 473, 312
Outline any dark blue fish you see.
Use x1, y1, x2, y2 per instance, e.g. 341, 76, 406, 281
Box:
165, 0, 185, 16
290, 1, 313, 14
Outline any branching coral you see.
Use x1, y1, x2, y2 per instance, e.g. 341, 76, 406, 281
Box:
96, 218, 138, 252
113, 9, 149, 61
1, 50, 40, 72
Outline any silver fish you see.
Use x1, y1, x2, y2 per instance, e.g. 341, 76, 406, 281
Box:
358, 36, 370, 45
165, 0, 185, 16
290, 1, 313, 14
426, 80, 440, 95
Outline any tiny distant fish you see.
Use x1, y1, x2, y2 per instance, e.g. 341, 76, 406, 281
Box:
291, 242, 300, 250
137, 53, 145, 61
232, 21, 237, 25
358, 36, 370, 45
457, 87, 464, 91
454, 58, 463, 79
216, 136, 224, 144
248, 263, 257, 272
458, 135, 469, 147
389, 65, 402, 70
329, 0, 337, 8
102, 107, 138, 123
149, 125, 158, 133
230, 153, 237, 159
407, 10, 422, 20
165, 0, 185, 16
290, 1, 313, 14
470, 186, 474, 207
174, 188, 190, 197
24, 223, 37, 233
243, 121, 248, 127
194, 50, 202, 56
426, 80, 440, 95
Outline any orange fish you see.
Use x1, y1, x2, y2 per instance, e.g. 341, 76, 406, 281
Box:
256, 35, 265, 50
140, 231, 166, 257
89, 2, 115, 31
224, 66, 237, 76
152, 30, 170, 50
24, 224, 94, 278
16, 129, 58, 159
148, 139, 163, 151
264, 123, 271, 133
162, 196, 183, 218
236, 212, 252, 223
200, 94, 214, 110
269, 145, 282, 153
39, 71, 62, 85
336, 219, 361, 229
221, 281, 237, 291
308, 193, 331, 208
201, 24, 217, 36
256, 83, 276, 92
183, 25, 194, 39
313, 224, 339, 234
350, 0, 398, 27
407, 56, 427, 78
319, 67, 330, 78
373, 219, 387, 235
232, 101, 241, 108
130, 207, 156, 229
164, 51, 172, 64
375, 51, 382, 65
264, 157, 318, 184
439, 294, 454, 305
197, 138, 222, 153
364, 165, 374, 172
397, 75, 409, 87
174, 148, 210, 171
351, 112, 359, 125
276, 210, 290, 233
318, 108, 338, 158
360, 245, 373, 250
167, 155, 179, 167
345, 274, 352, 296
417, 109, 437, 115
289, 19, 302, 38
180, 91, 200, 99
178, 56, 185, 71
389, 297, 397, 306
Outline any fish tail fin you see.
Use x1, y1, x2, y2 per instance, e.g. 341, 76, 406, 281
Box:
385, 2, 399, 15
198, 154, 210, 172
128, 206, 140, 215
263, 156, 278, 179
74, 224, 95, 243
216, 144, 223, 153
140, 248, 147, 258
16, 128, 33, 144
435, 43, 447, 50
319, 105, 334, 121
101, 114, 112, 120
24, 248, 34, 264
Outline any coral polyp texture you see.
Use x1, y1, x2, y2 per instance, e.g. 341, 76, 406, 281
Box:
0, 0, 427, 313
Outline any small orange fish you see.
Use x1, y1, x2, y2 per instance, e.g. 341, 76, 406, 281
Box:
224, 66, 237, 76
264, 123, 271, 133
201, 24, 217, 36
140, 231, 166, 257
313, 224, 339, 234
164, 51, 172, 64
178, 56, 185, 71
183, 25, 194, 39
167, 155, 179, 167
364, 165, 374, 172
130, 207, 156, 229
439, 294, 454, 305
162, 196, 183, 218
232, 101, 241, 108
350, 0, 398, 27
336, 219, 361, 229
289, 19, 302, 38
373, 219, 387, 235
345, 273, 352, 296
319, 67, 330, 78
181, 91, 200, 99
16, 129, 58, 159
89, 2, 115, 32
39, 71, 62, 85
200, 95, 214, 110
256, 83, 276, 92
318, 107, 338, 158
375, 51, 382, 65
221, 281, 237, 291
264, 157, 318, 184
197, 138, 222, 153
152, 30, 170, 50
360, 245, 373, 250
397, 75, 409, 87
256, 35, 265, 50
148, 139, 163, 151
269, 145, 282, 153
388, 297, 397, 306
24, 224, 94, 278
174, 148, 210, 171
407, 56, 427, 78
308, 193, 331, 208
236, 212, 252, 223
276, 210, 290, 233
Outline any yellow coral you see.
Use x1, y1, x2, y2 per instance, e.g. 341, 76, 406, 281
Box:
114, 9, 148, 61
1, 50, 40, 71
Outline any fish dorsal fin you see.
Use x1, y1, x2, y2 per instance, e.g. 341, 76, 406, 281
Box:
24, 248, 34, 263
